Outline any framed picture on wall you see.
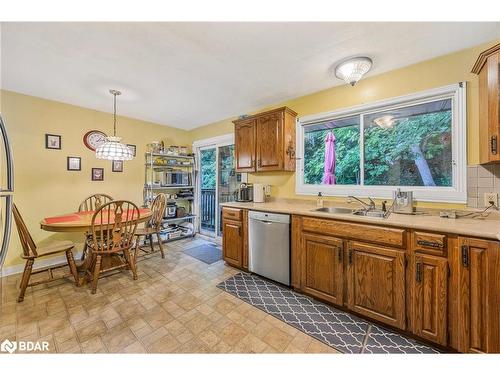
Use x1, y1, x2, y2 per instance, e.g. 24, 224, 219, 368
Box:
112, 160, 123, 172
45, 134, 61, 150
127, 144, 136, 157
67, 157, 81, 171
91, 168, 104, 181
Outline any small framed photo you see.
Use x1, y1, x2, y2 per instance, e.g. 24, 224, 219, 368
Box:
91, 168, 104, 181
45, 134, 61, 150
112, 160, 123, 172
67, 156, 81, 171
127, 144, 136, 157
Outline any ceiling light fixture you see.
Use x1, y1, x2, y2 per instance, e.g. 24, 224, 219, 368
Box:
95, 89, 134, 161
334, 57, 373, 86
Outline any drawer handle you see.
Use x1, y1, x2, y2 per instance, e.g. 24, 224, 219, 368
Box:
417, 240, 444, 249
416, 262, 422, 283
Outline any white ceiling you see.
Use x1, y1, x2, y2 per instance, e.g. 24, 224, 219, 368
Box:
1, 22, 499, 130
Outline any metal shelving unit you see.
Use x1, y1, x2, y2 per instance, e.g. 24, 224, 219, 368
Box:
143, 152, 196, 244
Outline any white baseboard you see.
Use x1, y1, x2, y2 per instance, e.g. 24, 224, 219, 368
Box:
1, 250, 83, 278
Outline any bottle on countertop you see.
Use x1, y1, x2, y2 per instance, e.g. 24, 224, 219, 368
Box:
317, 192, 324, 208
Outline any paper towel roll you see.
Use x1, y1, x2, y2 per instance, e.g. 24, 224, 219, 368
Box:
253, 183, 265, 203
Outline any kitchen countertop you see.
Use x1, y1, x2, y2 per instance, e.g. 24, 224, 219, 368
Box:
220, 199, 500, 241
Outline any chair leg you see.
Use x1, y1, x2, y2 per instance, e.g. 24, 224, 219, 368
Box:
149, 235, 154, 253
91, 255, 102, 294
134, 236, 141, 260
18, 259, 34, 303
124, 248, 137, 280
156, 232, 165, 259
80, 241, 88, 261
65, 249, 79, 286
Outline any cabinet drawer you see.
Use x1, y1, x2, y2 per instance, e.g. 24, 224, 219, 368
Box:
302, 216, 406, 248
412, 231, 447, 257
222, 207, 242, 221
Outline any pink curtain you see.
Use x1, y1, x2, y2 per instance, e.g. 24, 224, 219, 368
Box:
322, 131, 336, 185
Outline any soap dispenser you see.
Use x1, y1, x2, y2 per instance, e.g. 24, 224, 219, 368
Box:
317, 192, 324, 208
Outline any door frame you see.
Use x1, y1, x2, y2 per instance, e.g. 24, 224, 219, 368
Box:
193, 133, 246, 237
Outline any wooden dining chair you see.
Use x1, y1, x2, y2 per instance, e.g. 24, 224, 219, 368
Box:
134, 193, 167, 260
86, 200, 140, 294
78, 193, 114, 212
12, 204, 79, 302
78, 194, 114, 261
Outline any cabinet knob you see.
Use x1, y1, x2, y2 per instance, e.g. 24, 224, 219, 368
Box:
416, 262, 422, 283
461, 245, 469, 267
491, 135, 498, 155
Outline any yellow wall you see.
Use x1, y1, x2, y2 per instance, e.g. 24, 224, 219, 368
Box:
1, 90, 190, 268
189, 39, 500, 207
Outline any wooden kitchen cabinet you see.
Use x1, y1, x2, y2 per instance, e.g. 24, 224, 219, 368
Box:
411, 254, 448, 346
234, 119, 256, 172
472, 43, 500, 164
456, 237, 500, 353
301, 233, 344, 306
233, 107, 297, 172
222, 219, 243, 268
347, 241, 406, 329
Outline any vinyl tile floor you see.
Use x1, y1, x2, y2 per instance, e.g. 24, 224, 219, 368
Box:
0, 237, 338, 354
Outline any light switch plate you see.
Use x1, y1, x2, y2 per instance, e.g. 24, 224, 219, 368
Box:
483, 192, 498, 207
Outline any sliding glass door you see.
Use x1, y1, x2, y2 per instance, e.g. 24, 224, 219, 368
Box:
197, 139, 243, 237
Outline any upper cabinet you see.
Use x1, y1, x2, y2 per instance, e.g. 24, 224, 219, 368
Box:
472, 43, 500, 164
233, 107, 297, 172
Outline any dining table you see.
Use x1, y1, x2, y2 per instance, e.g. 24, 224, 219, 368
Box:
40, 207, 153, 284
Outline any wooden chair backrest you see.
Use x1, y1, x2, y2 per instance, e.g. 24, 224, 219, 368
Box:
78, 194, 114, 212
149, 193, 167, 231
90, 200, 139, 253
12, 204, 38, 258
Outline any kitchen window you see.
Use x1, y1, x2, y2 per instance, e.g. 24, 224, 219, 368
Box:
296, 83, 466, 203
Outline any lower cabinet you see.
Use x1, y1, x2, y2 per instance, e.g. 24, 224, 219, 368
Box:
456, 237, 500, 353
411, 254, 448, 346
222, 219, 243, 268
301, 233, 344, 306
347, 241, 406, 330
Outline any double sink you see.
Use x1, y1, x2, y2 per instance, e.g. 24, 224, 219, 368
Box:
313, 206, 388, 218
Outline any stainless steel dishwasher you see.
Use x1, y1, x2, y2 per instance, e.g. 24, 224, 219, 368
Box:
248, 210, 290, 286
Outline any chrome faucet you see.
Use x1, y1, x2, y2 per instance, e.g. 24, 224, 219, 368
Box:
347, 195, 376, 211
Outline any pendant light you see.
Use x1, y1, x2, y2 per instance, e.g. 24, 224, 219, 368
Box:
334, 57, 373, 86
95, 89, 134, 161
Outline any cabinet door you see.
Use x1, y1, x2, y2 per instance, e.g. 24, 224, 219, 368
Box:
256, 111, 283, 171
222, 219, 243, 268
412, 254, 448, 346
457, 237, 500, 353
347, 241, 406, 329
235, 119, 256, 172
301, 233, 344, 306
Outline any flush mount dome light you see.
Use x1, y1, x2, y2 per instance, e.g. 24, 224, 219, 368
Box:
334, 57, 373, 86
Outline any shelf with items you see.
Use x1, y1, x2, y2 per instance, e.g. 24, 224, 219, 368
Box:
143, 150, 197, 244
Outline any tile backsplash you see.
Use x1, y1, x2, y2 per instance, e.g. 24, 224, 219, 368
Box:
467, 165, 500, 208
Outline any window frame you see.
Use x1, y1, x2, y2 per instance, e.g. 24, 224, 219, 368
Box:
295, 83, 467, 203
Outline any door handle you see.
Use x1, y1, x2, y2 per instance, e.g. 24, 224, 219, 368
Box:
348, 249, 353, 264
491, 135, 498, 155
337, 245, 343, 263
461, 245, 469, 267
416, 261, 422, 283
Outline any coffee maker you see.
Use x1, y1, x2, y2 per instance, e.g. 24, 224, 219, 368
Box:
236, 183, 254, 202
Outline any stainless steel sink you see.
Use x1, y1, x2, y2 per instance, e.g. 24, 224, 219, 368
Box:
313, 207, 353, 214
352, 209, 387, 218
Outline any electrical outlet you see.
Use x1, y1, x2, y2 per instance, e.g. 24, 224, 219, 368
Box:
483, 192, 498, 207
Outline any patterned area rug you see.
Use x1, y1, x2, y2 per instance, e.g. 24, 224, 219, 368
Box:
184, 243, 222, 264
217, 273, 439, 354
